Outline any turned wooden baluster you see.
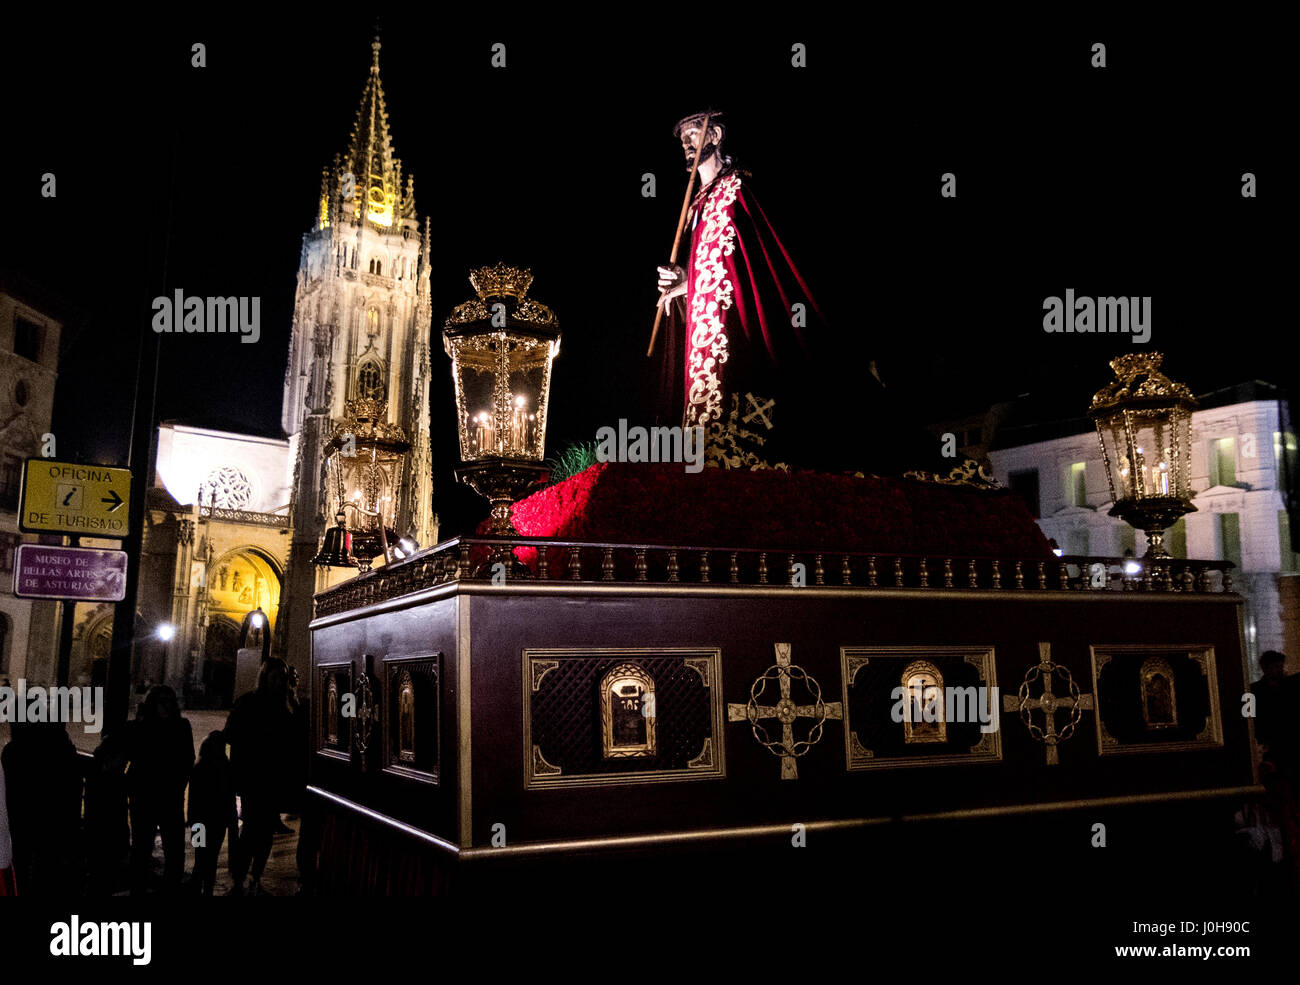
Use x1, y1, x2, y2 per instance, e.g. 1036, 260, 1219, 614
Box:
699, 551, 710, 583
787, 554, 798, 585
602, 547, 615, 581
458, 544, 471, 579
841, 554, 852, 586
968, 559, 978, 588
729, 552, 740, 584
569, 546, 582, 580
867, 556, 878, 587
1014, 560, 1024, 589
893, 557, 904, 587
991, 561, 1002, 589
1223, 570, 1233, 593
1037, 561, 1047, 589
667, 550, 680, 582
635, 548, 648, 582
813, 554, 825, 585
943, 558, 954, 588
918, 557, 929, 588
757, 553, 769, 584
537, 545, 549, 580
1058, 563, 1070, 590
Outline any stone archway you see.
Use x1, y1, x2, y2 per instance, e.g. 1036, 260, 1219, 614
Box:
202, 546, 284, 707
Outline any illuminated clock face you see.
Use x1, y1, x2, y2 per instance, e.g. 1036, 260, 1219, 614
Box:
366, 178, 395, 227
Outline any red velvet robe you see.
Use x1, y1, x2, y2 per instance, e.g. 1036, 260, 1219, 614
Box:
652, 167, 942, 475
655, 167, 830, 466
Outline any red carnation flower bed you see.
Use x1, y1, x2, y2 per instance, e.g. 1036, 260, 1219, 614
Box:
475, 463, 1050, 566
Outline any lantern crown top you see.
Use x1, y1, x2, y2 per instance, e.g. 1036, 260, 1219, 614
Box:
470, 263, 533, 302
330, 398, 410, 450
446, 264, 559, 333
1089, 352, 1197, 414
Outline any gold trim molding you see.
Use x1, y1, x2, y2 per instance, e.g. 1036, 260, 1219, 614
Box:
1089, 644, 1223, 756
522, 647, 726, 789
840, 645, 1002, 770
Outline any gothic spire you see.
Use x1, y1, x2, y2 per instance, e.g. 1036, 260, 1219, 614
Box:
342, 35, 405, 229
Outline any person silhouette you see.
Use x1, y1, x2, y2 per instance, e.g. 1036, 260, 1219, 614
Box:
188, 730, 237, 896
125, 686, 194, 895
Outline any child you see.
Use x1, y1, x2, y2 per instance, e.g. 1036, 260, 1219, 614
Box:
188, 730, 237, 896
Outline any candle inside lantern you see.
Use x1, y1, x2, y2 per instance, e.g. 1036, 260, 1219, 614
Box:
470, 410, 495, 457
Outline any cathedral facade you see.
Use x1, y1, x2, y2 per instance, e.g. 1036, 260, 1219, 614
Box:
132, 39, 435, 703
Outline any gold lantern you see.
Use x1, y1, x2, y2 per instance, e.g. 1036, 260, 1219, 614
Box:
1089, 353, 1198, 559
322, 397, 410, 570
443, 264, 560, 539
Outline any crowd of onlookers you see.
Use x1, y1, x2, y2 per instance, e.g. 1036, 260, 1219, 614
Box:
0, 657, 305, 896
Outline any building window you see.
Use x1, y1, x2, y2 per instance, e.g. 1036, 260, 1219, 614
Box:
1164, 517, 1186, 559
202, 466, 253, 510
1064, 462, 1087, 507
0, 531, 19, 573
1218, 513, 1242, 570
1274, 431, 1297, 478
0, 455, 22, 512
356, 360, 385, 402
1209, 437, 1236, 487
13, 316, 43, 363
1066, 528, 1090, 556
1009, 469, 1040, 518
1280, 511, 1299, 573
13, 379, 30, 407
1121, 524, 1137, 558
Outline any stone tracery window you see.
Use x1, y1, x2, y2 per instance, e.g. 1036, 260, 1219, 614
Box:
203, 466, 253, 509
356, 359, 385, 401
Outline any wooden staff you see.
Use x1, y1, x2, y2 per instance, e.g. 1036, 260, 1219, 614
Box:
646, 112, 712, 357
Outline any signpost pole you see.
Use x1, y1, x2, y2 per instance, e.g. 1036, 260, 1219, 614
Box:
106, 313, 161, 734
54, 535, 80, 687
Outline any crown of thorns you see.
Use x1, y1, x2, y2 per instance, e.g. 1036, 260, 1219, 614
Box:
673, 111, 726, 140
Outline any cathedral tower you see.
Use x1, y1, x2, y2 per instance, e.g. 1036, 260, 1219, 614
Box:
279, 38, 434, 672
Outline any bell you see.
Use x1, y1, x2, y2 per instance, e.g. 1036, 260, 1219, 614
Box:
312, 512, 359, 568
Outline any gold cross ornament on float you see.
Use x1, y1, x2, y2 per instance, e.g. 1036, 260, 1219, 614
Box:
1002, 642, 1094, 766
728, 643, 842, 780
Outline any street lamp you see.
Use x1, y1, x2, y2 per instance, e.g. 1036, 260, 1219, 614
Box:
443, 263, 560, 544
1089, 352, 1198, 559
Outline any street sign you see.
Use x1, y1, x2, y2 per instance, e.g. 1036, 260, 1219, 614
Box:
18, 459, 131, 537
12, 544, 128, 602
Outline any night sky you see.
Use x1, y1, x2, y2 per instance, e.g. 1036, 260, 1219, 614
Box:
2, 17, 1289, 535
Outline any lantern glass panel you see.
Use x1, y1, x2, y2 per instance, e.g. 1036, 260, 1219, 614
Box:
452, 334, 557, 462
1098, 407, 1191, 503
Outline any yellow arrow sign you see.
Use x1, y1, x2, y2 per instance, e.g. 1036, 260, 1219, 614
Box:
19, 459, 132, 537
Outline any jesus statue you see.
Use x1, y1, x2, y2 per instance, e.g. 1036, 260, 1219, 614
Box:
650, 111, 911, 474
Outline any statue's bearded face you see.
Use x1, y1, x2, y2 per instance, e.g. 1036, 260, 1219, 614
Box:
680, 124, 720, 170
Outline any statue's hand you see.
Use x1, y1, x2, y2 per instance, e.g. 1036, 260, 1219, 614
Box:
657, 264, 686, 303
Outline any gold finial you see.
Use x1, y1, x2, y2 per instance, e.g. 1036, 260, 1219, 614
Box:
1090, 352, 1196, 411
469, 263, 534, 301
371, 35, 381, 73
